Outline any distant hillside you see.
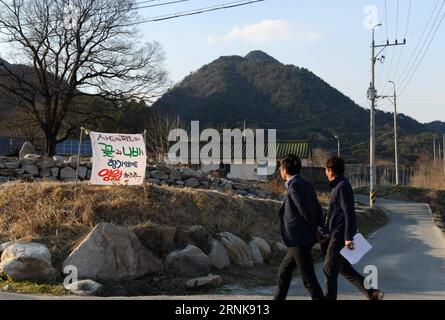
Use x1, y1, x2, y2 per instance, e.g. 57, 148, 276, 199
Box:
153, 51, 444, 165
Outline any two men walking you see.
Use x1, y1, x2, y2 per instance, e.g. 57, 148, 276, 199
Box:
274, 154, 384, 301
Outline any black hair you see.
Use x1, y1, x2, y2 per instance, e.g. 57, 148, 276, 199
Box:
326, 156, 345, 176
280, 154, 302, 176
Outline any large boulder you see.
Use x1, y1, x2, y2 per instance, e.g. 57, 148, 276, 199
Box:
0, 242, 56, 282
217, 232, 254, 267
165, 245, 211, 277
132, 224, 176, 258
208, 239, 230, 269
252, 237, 272, 261
63, 223, 161, 281
19, 142, 35, 160
249, 240, 264, 265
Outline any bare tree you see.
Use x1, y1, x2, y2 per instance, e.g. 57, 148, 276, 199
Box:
145, 113, 185, 162
312, 148, 331, 167
0, 0, 169, 156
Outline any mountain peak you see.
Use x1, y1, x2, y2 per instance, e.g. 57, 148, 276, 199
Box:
245, 50, 279, 64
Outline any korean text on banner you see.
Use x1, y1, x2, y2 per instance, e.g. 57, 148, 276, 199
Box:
89, 131, 146, 186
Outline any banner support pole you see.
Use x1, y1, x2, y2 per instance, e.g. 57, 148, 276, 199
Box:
75, 127, 84, 188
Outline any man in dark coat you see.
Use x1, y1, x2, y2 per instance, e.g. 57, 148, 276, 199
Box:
322, 156, 384, 300
274, 154, 324, 300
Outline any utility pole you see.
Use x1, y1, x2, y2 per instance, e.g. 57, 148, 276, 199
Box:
367, 23, 406, 207
381, 80, 400, 192
433, 138, 436, 168
442, 134, 445, 176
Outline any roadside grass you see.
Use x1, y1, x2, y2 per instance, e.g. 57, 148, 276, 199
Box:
0, 279, 68, 296
0, 182, 282, 268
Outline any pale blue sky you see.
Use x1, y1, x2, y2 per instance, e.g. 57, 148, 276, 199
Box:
1, 0, 443, 123
135, 0, 445, 123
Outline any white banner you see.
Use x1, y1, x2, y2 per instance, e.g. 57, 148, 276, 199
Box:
89, 131, 146, 186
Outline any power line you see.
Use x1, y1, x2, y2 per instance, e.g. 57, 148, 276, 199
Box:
327, 131, 393, 154
398, 8, 445, 96
396, 0, 443, 88
122, 0, 265, 25
0, 0, 265, 44
379, 0, 442, 109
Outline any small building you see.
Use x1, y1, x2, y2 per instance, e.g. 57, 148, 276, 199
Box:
201, 140, 313, 181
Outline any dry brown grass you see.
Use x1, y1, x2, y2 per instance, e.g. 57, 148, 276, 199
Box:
0, 182, 281, 267
410, 170, 445, 190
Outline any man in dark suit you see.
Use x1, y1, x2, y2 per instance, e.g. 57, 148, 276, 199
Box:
322, 156, 384, 300
274, 154, 325, 300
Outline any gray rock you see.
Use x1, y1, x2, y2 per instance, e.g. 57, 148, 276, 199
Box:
3, 162, 19, 169
165, 245, 211, 277
0, 169, 16, 177
64, 161, 78, 169
50, 167, 59, 177
209, 239, 230, 269
217, 232, 254, 267
86, 170, 92, 180
154, 165, 171, 174
180, 167, 202, 179
37, 160, 56, 169
150, 170, 169, 180
64, 280, 103, 296
39, 167, 51, 178
176, 180, 185, 186
184, 178, 200, 188
19, 159, 36, 166
252, 237, 272, 261
19, 142, 35, 160
200, 181, 210, 188
0, 241, 15, 254
0, 242, 56, 282
62, 223, 161, 281
60, 167, 77, 180
169, 169, 182, 181
186, 274, 222, 289
78, 167, 88, 179
21, 164, 39, 177
249, 240, 264, 265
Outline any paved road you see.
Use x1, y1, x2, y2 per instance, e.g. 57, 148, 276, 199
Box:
1, 196, 444, 300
